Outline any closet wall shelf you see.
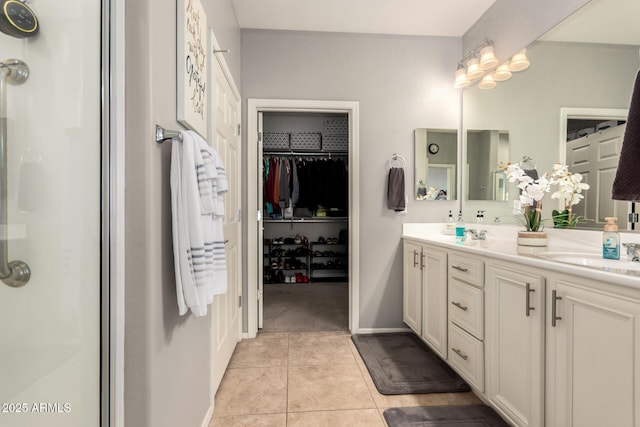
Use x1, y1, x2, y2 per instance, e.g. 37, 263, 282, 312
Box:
264, 217, 348, 223
263, 150, 348, 157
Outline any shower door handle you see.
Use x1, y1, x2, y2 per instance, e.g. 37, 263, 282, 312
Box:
0, 59, 31, 287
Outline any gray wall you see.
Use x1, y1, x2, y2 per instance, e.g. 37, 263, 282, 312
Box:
463, 41, 638, 222
242, 30, 461, 329
124, 0, 241, 426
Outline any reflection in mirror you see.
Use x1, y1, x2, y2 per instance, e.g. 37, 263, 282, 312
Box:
414, 129, 457, 201
466, 129, 509, 201
461, 0, 640, 229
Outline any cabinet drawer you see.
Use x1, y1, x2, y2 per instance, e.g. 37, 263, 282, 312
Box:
449, 253, 484, 287
449, 278, 484, 340
448, 323, 484, 392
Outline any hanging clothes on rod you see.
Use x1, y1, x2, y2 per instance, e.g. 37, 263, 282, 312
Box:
263, 154, 348, 218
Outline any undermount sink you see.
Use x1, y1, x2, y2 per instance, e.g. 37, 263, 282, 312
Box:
534, 251, 640, 274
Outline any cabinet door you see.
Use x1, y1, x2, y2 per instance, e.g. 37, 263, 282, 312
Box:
422, 247, 448, 359
402, 240, 422, 334
547, 279, 640, 427
486, 265, 545, 427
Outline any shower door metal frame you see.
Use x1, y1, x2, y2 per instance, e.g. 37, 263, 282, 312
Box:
102, 0, 126, 426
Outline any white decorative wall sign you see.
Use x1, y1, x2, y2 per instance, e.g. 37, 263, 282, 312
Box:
177, 0, 208, 137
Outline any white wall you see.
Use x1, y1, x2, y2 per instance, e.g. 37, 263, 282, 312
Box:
123, 0, 241, 426
242, 30, 461, 329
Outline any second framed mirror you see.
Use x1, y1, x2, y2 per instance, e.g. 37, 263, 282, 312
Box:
414, 128, 457, 201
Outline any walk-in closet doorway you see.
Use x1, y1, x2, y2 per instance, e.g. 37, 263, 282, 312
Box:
246, 99, 360, 338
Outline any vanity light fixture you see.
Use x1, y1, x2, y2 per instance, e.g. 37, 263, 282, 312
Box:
479, 73, 497, 90
453, 63, 471, 89
479, 44, 499, 70
509, 49, 530, 71
493, 62, 512, 81
454, 40, 529, 89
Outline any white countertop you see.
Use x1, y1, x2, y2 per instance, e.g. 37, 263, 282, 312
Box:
402, 223, 640, 290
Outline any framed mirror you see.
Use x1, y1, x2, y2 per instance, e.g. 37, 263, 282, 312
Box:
461, 0, 640, 229
414, 128, 457, 201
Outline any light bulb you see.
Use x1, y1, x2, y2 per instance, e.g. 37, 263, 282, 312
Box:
479, 45, 498, 70
453, 65, 471, 89
479, 73, 496, 89
466, 57, 483, 80
493, 63, 512, 81
509, 49, 530, 72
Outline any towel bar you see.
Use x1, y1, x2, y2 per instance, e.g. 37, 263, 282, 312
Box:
156, 125, 183, 143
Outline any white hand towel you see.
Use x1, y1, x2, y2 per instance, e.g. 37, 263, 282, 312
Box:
170, 131, 229, 317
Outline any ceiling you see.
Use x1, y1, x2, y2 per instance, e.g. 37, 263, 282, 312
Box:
539, 0, 640, 45
231, 0, 496, 37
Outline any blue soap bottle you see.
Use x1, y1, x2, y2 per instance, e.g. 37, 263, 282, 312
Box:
603, 217, 620, 260
455, 211, 466, 244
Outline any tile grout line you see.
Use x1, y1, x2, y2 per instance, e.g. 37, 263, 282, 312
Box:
349, 338, 382, 411
286, 331, 290, 426
347, 341, 392, 426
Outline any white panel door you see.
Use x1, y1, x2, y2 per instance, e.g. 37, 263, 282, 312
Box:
257, 112, 264, 329
210, 48, 242, 394
566, 125, 629, 229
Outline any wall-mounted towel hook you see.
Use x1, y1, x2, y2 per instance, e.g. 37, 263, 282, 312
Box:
156, 125, 182, 143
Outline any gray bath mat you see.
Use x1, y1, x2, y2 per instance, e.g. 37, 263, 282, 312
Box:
351, 332, 470, 395
383, 405, 509, 426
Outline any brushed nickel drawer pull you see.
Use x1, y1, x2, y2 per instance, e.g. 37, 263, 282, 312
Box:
551, 290, 562, 327
452, 265, 468, 273
525, 283, 535, 317
452, 347, 468, 360
451, 301, 468, 311
413, 250, 419, 268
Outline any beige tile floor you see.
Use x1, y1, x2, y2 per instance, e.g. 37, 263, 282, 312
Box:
210, 331, 481, 426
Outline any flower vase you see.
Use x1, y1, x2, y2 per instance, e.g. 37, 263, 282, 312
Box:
517, 231, 548, 247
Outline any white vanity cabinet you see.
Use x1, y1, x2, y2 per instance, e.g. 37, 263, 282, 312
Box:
545, 274, 640, 427
402, 227, 640, 427
403, 240, 423, 334
447, 251, 485, 391
402, 239, 448, 359
486, 263, 545, 427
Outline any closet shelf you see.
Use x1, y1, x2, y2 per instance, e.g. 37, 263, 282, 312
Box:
264, 217, 348, 223
263, 150, 348, 156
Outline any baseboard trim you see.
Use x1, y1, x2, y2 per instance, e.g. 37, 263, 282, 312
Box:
355, 327, 412, 334
200, 405, 214, 427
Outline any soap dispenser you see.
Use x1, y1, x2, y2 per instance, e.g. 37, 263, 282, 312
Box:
603, 217, 620, 260
443, 210, 455, 235
455, 211, 466, 244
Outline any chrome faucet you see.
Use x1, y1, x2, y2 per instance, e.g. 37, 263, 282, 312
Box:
465, 229, 488, 241
623, 243, 640, 262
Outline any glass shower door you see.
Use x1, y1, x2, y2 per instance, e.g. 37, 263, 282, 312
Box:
0, 1, 102, 426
